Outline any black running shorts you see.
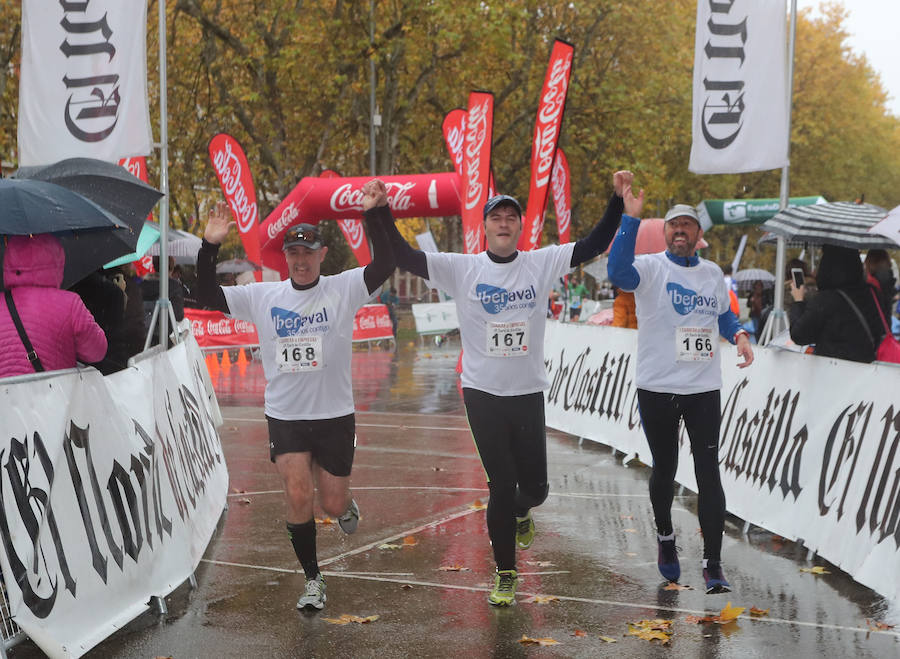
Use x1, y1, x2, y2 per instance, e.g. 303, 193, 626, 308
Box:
265, 413, 356, 476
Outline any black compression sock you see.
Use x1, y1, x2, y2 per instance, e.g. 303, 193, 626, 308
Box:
287, 520, 319, 579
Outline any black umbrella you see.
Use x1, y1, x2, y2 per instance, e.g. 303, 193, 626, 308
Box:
13, 157, 163, 232
760, 201, 894, 249
0, 178, 134, 288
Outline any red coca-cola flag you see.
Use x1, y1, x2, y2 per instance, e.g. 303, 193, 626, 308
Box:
444, 108, 496, 203
320, 169, 371, 266
461, 91, 494, 254
518, 39, 574, 251
351, 304, 394, 342
551, 148, 572, 244
119, 156, 156, 273
208, 134, 262, 271
442, 108, 466, 179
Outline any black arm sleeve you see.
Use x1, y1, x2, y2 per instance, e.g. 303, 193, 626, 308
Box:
196, 239, 230, 313
381, 208, 429, 279
570, 193, 625, 267
362, 205, 397, 295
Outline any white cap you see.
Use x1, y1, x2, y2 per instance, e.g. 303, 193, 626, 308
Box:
664, 204, 701, 226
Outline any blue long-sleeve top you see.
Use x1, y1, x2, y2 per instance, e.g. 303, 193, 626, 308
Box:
607, 214, 743, 344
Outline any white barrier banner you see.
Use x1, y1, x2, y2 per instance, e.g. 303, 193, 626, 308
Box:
689, 0, 788, 174
0, 337, 227, 658
18, 0, 153, 166
544, 321, 900, 605
412, 302, 459, 334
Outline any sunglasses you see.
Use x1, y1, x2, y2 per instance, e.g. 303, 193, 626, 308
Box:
284, 227, 321, 244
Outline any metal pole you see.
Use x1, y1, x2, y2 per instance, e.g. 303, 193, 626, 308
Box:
761, 0, 797, 345
157, 0, 170, 347
369, 0, 376, 176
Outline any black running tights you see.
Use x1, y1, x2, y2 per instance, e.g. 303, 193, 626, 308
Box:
637, 389, 725, 561
463, 388, 549, 571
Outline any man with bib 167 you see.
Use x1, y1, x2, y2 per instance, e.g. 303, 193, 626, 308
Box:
608, 189, 753, 594
196, 180, 395, 612
384, 170, 634, 606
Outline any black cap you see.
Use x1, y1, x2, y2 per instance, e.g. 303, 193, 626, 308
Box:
483, 194, 522, 220
282, 223, 324, 250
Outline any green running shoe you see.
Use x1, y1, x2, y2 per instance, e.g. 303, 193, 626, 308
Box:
516, 512, 535, 549
488, 569, 518, 606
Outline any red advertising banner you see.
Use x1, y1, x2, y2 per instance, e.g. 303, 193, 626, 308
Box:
258, 172, 462, 272
442, 108, 466, 178
208, 133, 262, 268
119, 156, 148, 183
519, 39, 574, 251
444, 108, 496, 203
461, 91, 494, 254
186, 308, 259, 348
551, 148, 572, 244
352, 304, 394, 342
186, 306, 391, 348
321, 169, 371, 266
119, 156, 156, 275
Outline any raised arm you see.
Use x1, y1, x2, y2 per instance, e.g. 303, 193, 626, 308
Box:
571, 170, 633, 266
360, 179, 397, 295
196, 200, 232, 313
606, 184, 645, 291
374, 186, 428, 279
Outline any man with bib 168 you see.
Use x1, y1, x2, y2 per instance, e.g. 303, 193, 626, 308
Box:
197, 180, 395, 611
608, 188, 753, 594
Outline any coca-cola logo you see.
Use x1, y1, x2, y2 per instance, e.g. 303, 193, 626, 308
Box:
551, 157, 571, 236
212, 139, 258, 234
447, 121, 465, 170
329, 182, 416, 213
119, 157, 144, 180
338, 219, 366, 250
527, 213, 543, 249
464, 226, 482, 254
464, 100, 490, 211
267, 202, 299, 241
533, 53, 572, 188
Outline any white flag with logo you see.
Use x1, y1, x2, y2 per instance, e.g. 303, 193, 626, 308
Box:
18, 0, 153, 167
689, 0, 788, 174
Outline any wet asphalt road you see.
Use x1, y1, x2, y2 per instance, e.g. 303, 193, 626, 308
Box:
11, 340, 900, 658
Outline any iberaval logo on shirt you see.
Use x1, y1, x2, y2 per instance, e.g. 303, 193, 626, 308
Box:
666, 283, 718, 316
271, 306, 329, 336
476, 283, 536, 314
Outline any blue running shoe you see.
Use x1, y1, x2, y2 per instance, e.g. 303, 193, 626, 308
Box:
703, 560, 731, 594
657, 535, 680, 582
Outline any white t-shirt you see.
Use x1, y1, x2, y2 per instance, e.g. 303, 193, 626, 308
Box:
222, 269, 371, 420
628, 253, 729, 395
425, 244, 575, 396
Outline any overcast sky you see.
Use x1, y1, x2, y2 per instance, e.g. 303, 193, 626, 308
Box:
796, 0, 900, 116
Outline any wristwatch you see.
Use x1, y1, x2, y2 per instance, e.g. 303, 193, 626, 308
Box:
733, 329, 750, 343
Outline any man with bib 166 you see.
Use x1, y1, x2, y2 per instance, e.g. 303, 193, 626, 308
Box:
384, 171, 633, 606
197, 180, 395, 611
608, 189, 753, 594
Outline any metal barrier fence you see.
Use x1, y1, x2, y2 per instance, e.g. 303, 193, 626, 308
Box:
0, 581, 26, 658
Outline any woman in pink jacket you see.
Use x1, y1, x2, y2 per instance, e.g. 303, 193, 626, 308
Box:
0, 234, 107, 378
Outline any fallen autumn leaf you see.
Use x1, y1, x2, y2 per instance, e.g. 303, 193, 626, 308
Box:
518, 635, 560, 646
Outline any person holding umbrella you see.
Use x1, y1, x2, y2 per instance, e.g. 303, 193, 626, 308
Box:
195, 180, 395, 612
1, 234, 107, 378
608, 192, 753, 594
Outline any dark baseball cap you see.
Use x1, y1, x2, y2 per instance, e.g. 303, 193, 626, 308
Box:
283, 223, 324, 250
483, 194, 522, 219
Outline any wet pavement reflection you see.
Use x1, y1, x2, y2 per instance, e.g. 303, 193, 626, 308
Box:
14, 341, 899, 658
